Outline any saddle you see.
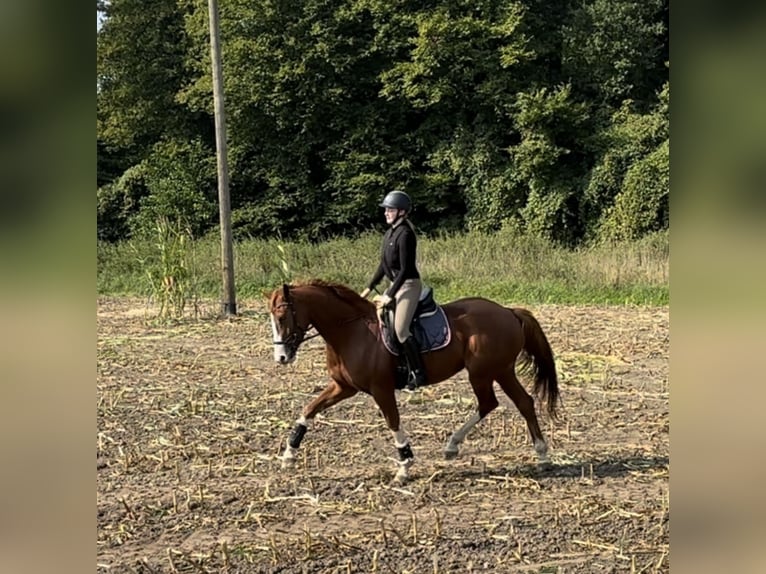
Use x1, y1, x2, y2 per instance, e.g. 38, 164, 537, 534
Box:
379, 286, 451, 357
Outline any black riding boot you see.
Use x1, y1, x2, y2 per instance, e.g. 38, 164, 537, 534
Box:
401, 336, 427, 392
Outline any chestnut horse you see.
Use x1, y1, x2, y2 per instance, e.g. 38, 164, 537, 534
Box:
269, 280, 560, 482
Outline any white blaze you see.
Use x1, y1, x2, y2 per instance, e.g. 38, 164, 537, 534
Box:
271, 313, 288, 363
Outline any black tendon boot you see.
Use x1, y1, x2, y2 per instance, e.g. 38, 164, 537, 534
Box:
401, 336, 427, 392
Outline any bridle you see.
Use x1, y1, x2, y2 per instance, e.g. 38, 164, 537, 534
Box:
272, 284, 374, 354
272, 285, 320, 354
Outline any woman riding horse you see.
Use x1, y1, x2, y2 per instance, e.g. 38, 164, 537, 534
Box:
270, 280, 560, 483
360, 190, 426, 392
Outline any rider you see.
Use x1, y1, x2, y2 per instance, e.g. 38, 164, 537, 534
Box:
360, 190, 427, 391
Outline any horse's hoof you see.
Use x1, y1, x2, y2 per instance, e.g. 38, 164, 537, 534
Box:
394, 457, 414, 483
394, 471, 409, 484
280, 457, 296, 470
444, 449, 458, 460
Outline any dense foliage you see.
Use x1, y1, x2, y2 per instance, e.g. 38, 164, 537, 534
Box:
97, 0, 668, 244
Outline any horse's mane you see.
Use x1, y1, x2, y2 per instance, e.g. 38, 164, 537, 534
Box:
295, 279, 374, 315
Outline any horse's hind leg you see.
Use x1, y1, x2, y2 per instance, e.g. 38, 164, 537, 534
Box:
495, 369, 550, 463
444, 376, 498, 459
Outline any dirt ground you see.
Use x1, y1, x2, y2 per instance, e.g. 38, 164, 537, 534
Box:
97, 297, 668, 573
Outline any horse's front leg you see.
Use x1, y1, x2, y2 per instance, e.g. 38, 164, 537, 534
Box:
281, 379, 357, 468
372, 387, 414, 483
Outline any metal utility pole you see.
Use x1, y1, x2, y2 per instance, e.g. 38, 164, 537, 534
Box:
207, 0, 237, 315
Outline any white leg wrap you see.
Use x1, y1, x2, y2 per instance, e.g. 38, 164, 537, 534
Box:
391, 428, 414, 482
281, 416, 308, 468
392, 428, 409, 448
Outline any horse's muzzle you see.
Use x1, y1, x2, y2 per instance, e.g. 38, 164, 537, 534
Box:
274, 346, 296, 365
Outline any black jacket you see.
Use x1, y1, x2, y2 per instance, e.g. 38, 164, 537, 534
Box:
367, 220, 420, 296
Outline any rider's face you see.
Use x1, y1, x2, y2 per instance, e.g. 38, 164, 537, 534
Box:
384, 207, 401, 225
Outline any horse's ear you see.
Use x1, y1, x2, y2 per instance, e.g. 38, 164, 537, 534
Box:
282, 283, 291, 302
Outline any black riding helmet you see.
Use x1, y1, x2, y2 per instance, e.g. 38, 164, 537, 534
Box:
380, 190, 411, 212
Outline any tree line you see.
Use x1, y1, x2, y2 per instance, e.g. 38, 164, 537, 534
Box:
97, 0, 668, 245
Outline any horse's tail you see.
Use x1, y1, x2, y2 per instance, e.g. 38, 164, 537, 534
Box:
510, 307, 560, 421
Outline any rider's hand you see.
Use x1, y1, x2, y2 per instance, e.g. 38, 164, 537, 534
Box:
359, 288, 371, 299
378, 294, 393, 307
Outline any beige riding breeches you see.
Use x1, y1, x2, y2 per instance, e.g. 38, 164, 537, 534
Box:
392, 278, 422, 343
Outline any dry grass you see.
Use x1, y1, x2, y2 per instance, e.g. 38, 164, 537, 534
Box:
97, 297, 668, 573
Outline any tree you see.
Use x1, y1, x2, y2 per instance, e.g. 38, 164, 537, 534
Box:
585, 82, 669, 241
97, 0, 209, 162
511, 85, 591, 242
562, 0, 667, 110
96, 0, 669, 244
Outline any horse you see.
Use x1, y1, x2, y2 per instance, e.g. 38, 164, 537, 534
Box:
269, 279, 560, 482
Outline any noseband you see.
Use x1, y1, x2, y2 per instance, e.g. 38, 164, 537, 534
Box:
272, 285, 320, 354
272, 301, 308, 354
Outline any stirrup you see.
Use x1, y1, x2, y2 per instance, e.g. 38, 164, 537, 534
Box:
403, 372, 425, 392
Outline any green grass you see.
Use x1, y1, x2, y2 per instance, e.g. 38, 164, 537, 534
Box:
97, 228, 668, 306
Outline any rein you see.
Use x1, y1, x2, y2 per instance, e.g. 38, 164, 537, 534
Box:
300, 330, 322, 343
272, 301, 370, 347
301, 312, 372, 345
